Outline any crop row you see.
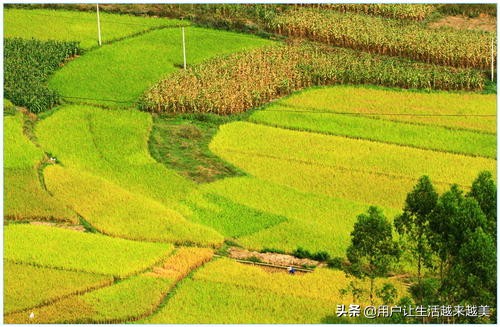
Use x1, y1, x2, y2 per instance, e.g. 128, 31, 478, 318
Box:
4, 262, 113, 315
4, 38, 80, 113
319, 4, 436, 21
4, 112, 78, 222
6, 247, 215, 324
209, 122, 496, 209
270, 9, 495, 70
5, 224, 174, 278
145, 258, 408, 323
141, 43, 486, 115
268, 86, 496, 134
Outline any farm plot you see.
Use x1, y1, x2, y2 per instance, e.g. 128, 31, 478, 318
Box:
4, 9, 187, 49
257, 86, 496, 133
5, 248, 214, 324
144, 258, 407, 324
4, 262, 113, 315
4, 112, 77, 222
209, 122, 496, 209
250, 86, 496, 158
36, 105, 223, 245
199, 177, 399, 256
4, 224, 174, 278
49, 27, 274, 106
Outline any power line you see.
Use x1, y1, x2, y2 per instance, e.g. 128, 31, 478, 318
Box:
61, 95, 135, 104
262, 109, 496, 117
216, 147, 473, 189
60, 95, 496, 118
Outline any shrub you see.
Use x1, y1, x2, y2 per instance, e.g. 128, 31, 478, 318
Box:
311, 251, 330, 262
292, 247, 312, 259
4, 38, 80, 113
327, 257, 344, 269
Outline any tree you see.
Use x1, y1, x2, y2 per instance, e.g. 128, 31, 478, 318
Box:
376, 282, 398, 305
428, 184, 464, 284
394, 175, 438, 303
346, 206, 400, 305
429, 184, 490, 307
467, 171, 496, 240
447, 227, 496, 323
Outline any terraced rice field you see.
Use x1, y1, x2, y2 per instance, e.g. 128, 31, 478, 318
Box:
4, 9, 187, 49
144, 258, 408, 323
5, 247, 214, 324
4, 112, 77, 222
3, 6, 497, 324
49, 27, 274, 105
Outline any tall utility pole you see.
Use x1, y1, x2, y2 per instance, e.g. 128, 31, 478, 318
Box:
182, 26, 186, 69
96, 4, 102, 46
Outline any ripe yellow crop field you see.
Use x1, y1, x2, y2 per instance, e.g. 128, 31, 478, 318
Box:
4, 262, 113, 315
210, 122, 495, 209
261, 86, 496, 134
5, 247, 215, 324
201, 177, 399, 256
4, 224, 174, 278
146, 247, 214, 281
145, 258, 408, 323
4, 112, 77, 222
250, 86, 496, 158
44, 166, 223, 246
36, 105, 223, 245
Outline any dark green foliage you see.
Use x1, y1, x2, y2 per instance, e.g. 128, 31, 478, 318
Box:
326, 257, 344, 269
292, 247, 312, 259
311, 251, 330, 262
346, 206, 400, 304
437, 4, 497, 18
292, 247, 330, 261
376, 282, 398, 305
467, 171, 497, 239
449, 228, 496, 306
4, 38, 80, 113
409, 278, 439, 306
148, 113, 245, 183
394, 175, 438, 300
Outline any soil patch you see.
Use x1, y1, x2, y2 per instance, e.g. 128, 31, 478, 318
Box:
228, 247, 324, 268
429, 14, 496, 33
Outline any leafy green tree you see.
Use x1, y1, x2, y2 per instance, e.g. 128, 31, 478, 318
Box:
394, 175, 438, 302
428, 184, 464, 283
467, 171, 496, 239
346, 206, 400, 304
448, 227, 496, 323
429, 184, 490, 308
376, 282, 398, 305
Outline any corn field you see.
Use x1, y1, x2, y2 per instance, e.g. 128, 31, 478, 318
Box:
316, 4, 436, 21
141, 43, 486, 115
270, 9, 495, 70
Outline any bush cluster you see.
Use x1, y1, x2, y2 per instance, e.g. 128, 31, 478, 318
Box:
4, 38, 80, 113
